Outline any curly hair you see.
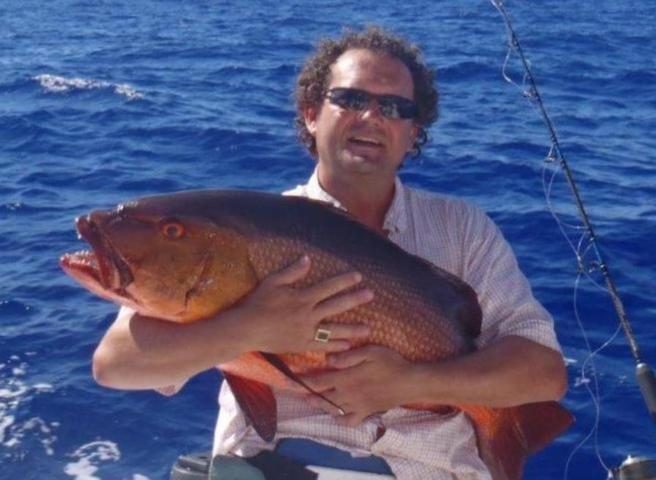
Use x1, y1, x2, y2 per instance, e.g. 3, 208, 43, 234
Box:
295, 26, 439, 158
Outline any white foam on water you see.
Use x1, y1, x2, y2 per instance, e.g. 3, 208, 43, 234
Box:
4, 436, 20, 448
114, 83, 143, 100
24, 417, 58, 455
33, 383, 55, 392
0, 383, 29, 399
0, 414, 15, 444
0, 355, 58, 456
64, 457, 101, 480
64, 440, 121, 480
33, 74, 143, 100
62, 440, 152, 480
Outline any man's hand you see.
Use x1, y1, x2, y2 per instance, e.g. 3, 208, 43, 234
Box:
295, 336, 567, 427
298, 345, 414, 426
237, 255, 374, 355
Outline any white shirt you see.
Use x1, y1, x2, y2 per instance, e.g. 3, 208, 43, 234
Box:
212, 170, 562, 479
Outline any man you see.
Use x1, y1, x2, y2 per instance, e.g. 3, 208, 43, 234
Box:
93, 27, 567, 479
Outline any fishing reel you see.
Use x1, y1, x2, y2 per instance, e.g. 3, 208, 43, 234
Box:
608, 364, 656, 480
609, 456, 656, 480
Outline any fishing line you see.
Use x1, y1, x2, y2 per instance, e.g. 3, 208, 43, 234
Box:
491, 3, 612, 474
564, 272, 624, 479
488, 0, 639, 359
493, 2, 610, 470
563, 272, 616, 480
489, 0, 656, 478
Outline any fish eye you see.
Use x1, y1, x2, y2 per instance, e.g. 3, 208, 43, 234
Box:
160, 219, 185, 239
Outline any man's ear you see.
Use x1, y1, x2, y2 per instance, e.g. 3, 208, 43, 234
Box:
304, 106, 318, 135
407, 123, 419, 152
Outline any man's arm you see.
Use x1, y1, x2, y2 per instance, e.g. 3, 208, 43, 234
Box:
409, 335, 567, 406
92, 256, 373, 391
300, 203, 568, 425
300, 336, 567, 426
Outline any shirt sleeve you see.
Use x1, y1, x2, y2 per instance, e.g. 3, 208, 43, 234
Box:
457, 204, 562, 353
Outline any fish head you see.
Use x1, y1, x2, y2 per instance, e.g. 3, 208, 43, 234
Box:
60, 195, 258, 322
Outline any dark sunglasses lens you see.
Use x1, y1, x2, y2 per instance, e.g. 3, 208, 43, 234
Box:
378, 100, 401, 119
330, 89, 368, 110
379, 97, 418, 119
328, 88, 417, 119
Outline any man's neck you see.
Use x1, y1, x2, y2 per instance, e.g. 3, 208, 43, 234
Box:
317, 166, 395, 233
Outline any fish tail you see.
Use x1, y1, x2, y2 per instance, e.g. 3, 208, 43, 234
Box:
463, 401, 573, 480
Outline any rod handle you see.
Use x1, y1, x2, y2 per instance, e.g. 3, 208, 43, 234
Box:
637, 363, 656, 424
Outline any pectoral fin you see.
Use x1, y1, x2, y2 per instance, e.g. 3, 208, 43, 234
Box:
260, 351, 346, 413
222, 371, 277, 442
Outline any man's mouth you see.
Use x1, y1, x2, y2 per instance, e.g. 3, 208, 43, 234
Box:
348, 135, 384, 148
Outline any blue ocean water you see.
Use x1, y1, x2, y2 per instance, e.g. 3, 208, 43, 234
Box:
1, 0, 655, 478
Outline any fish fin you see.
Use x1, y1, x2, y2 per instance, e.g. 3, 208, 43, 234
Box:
512, 401, 574, 454
260, 352, 347, 414
463, 401, 573, 480
260, 351, 298, 379
222, 371, 277, 442
259, 351, 318, 391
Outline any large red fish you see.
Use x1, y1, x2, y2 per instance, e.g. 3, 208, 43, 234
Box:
60, 190, 573, 480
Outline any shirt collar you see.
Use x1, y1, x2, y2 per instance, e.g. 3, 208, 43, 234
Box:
305, 168, 408, 235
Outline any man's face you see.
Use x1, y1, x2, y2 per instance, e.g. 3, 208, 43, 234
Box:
304, 49, 418, 181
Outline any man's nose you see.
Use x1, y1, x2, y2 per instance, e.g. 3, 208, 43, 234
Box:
358, 99, 385, 121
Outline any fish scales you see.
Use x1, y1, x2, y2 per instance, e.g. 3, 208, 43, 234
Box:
247, 236, 465, 365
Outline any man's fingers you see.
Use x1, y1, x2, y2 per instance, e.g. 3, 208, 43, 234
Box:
304, 323, 370, 353
304, 271, 363, 302
268, 255, 311, 285
314, 288, 374, 319
305, 392, 336, 410
303, 390, 372, 427
298, 370, 338, 392
326, 344, 379, 368
312, 322, 370, 342
326, 347, 369, 368
307, 393, 365, 426
310, 339, 354, 353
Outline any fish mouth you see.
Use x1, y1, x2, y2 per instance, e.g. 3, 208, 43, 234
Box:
60, 215, 135, 298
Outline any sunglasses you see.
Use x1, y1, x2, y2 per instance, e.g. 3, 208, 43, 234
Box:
325, 87, 419, 120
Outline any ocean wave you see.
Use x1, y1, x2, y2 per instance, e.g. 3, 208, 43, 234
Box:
62, 440, 152, 480
0, 354, 57, 457
33, 74, 143, 100
64, 441, 120, 480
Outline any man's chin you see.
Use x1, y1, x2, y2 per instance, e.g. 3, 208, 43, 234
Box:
341, 151, 384, 172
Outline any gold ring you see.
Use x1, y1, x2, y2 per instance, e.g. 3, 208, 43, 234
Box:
314, 327, 331, 343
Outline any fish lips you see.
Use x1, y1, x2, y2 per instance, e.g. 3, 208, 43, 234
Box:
61, 214, 135, 295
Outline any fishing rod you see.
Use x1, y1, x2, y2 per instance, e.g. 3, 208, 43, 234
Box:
489, 1, 656, 479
